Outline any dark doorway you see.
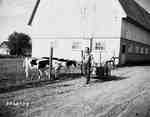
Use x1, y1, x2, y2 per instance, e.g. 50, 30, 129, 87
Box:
122, 45, 126, 54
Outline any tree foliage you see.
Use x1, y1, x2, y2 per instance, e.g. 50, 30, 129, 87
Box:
7, 32, 32, 57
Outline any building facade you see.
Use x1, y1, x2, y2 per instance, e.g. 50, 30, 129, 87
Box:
119, 0, 150, 64
30, 0, 150, 65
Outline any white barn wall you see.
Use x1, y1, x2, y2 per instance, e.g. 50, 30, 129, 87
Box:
94, 0, 126, 37
31, 0, 126, 37
32, 38, 84, 61
31, 0, 81, 36
31, 0, 126, 62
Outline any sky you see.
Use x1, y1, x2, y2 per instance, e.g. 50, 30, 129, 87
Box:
0, 0, 150, 43
136, 0, 150, 11
0, 0, 36, 43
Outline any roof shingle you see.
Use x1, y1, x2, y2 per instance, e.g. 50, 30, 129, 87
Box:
119, 0, 150, 31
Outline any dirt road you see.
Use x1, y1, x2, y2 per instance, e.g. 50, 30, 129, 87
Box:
0, 66, 150, 117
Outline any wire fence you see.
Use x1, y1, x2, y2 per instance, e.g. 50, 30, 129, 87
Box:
0, 58, 24, 74
0, 58, 83, 92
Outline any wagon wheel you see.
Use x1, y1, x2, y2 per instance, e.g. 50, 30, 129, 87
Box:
107, 67, 111, 76
104, 61, 112, 77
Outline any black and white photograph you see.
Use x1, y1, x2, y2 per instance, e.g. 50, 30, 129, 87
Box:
0, 0, 150, 116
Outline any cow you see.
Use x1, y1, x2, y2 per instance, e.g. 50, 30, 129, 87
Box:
37, 58, 76, 79
23, 57, 78, 80
23, 57, 38, 80
52, 57, 77, 73
23, 57, 53, 80
23, 57, 63, 80
37, 58, 49, 79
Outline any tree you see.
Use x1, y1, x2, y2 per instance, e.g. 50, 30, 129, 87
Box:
7, 32, 32, 57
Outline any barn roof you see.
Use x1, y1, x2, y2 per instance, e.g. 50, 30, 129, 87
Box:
119, 0, 150, 31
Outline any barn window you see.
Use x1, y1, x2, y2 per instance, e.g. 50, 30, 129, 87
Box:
72, 42, 81, 50
128, 44, 133, 53
94, 42, 105, 51
125, 30, 131, 39
95, 42, 101, 50
140, 47, 144, 54
122, 45, 126, 54
145, 48, 149, 54
135, 46, 139, 54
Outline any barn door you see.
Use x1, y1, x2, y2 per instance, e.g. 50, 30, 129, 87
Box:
120, 44, 126, 65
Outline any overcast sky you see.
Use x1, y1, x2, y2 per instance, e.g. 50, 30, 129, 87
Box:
0, 0, 36, 42
0, 0, 150, 43
136, 0, 150, 11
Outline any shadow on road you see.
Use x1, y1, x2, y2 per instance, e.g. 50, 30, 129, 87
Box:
0, 104, 15, 117
91, 75, 128, 83
0, 73, 82, 94
0, 73, 128, 94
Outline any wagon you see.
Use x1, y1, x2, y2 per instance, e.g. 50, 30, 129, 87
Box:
91, 60, 114, 79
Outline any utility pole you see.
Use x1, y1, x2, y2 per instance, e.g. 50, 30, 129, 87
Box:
87, 36, 93, 84
90, 37, 93, 53
49, 46, 53, 80
81, 50, 84, 75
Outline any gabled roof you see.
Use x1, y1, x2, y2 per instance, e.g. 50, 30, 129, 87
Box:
0, 41, 9, 48
28, 0, 40, 26
119, 0, 150, 31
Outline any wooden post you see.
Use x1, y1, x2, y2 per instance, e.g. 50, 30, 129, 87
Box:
81, 50, 84, 75
87, 37, 93, 83
100, 51, 102, 66
49, 47, 53, 80
90, 37, 93, 53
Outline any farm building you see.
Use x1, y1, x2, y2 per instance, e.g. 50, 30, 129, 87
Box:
29, 0, 150, 65
0, 41, 10, 55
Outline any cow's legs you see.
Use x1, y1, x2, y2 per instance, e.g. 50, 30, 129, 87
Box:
25, 71, 29, 79
54, 65, 62, 79
26, 71, 33, 81
25, 68, 30, 80
38, 69, 43, 80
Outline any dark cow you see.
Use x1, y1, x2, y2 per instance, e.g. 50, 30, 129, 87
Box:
66, 60, 76, 68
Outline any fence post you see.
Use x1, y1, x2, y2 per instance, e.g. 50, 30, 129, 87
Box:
87, 37, 93, 84
49, 47, 53, 80
100, 51, 102, 66
81, 50, 83, 75
90, 37, 93, 53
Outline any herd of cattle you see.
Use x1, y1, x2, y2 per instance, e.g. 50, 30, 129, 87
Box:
22, 56, 117, 81
23, 57, 79, 80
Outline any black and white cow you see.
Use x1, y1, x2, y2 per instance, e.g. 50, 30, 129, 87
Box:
23, 57, 78, 80
53, 57, 77, 73
23, 57, 50, 79
23, 57, 38, 79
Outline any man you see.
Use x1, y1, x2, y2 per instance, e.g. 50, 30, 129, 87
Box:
82, 47, 93, 84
